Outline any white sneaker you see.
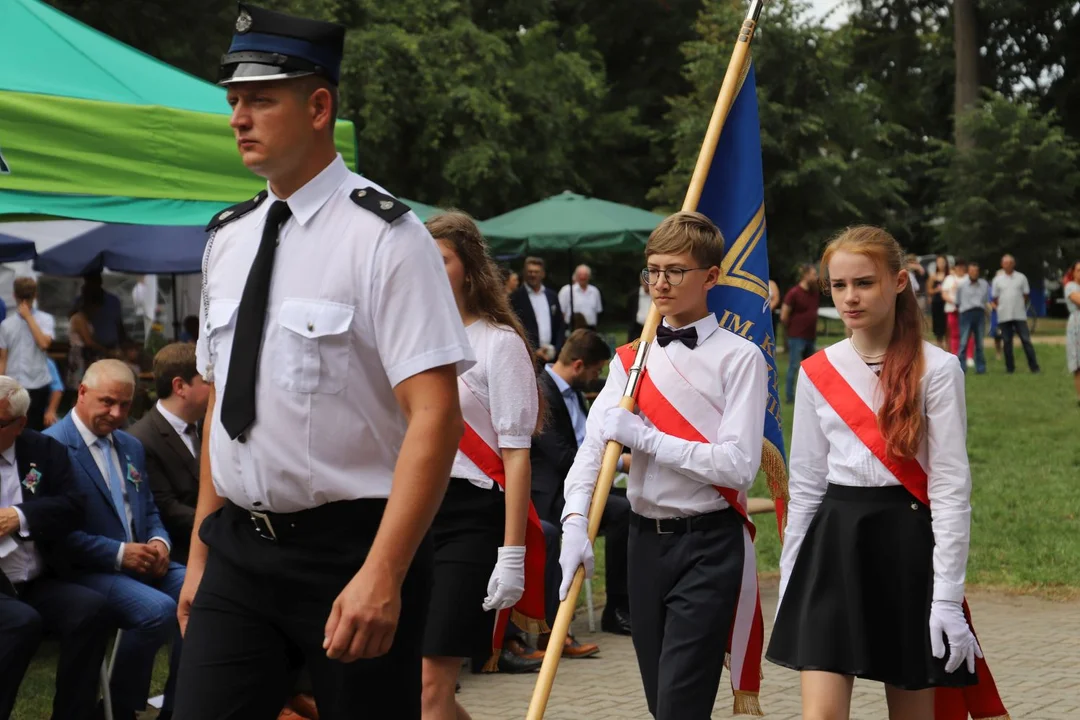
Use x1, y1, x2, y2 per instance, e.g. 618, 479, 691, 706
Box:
966, 357, 975, 368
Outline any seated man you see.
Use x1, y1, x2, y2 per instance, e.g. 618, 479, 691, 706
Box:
130, 343, 209, 565
46, 360, 185, 720
0, 376, 114, 720
532, 330, 632, 637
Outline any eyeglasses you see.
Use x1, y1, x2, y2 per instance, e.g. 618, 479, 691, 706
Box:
641, 267, 711, 287
0, 417, 22, 429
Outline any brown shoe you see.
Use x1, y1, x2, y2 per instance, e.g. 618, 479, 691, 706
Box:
288, 694, 318, 720
538, 633, 600, 658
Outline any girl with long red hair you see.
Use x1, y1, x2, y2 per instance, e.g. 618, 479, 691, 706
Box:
767, 226, 986, 719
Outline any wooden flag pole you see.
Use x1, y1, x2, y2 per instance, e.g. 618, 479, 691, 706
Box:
524, 2, 765, 718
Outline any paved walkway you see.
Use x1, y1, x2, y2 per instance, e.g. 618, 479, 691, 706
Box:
458, 580, 1080, 719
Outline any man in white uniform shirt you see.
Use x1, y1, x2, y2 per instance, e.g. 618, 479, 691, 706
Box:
559, 264, 603, 328
172, 6, 474, 720
991, 253, 1040, 374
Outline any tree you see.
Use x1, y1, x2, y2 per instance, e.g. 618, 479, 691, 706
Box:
953, 0, 980, 149
936, 94, 1080, 275
651, 0, 909, 278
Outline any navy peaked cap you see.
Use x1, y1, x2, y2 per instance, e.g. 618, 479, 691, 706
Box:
219, 3, 345, 86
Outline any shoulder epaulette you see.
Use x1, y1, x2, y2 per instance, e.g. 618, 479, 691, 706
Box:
350, 187, 410, 223
205, 190, 268, 232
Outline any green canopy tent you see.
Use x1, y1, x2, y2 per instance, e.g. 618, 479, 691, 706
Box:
0, 0, 365, 225
479, 190, 666, 256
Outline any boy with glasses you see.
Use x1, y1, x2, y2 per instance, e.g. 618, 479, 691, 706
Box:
558, 211, 768, 719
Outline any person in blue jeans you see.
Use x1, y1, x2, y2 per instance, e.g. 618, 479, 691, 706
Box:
956, 261, 990, 374
781, 264, 820, 403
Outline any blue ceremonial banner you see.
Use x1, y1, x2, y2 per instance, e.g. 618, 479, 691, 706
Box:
697, 61, 789, 534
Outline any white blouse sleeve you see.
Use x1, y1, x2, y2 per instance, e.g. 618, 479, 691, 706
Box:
778, 367, 830, 609
487, 326, 539, 449
924, 357, 972, 603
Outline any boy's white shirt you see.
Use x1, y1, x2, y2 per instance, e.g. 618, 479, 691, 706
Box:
561, 312, 768, 521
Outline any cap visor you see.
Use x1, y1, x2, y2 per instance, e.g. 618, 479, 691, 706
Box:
219, 63, 315, 85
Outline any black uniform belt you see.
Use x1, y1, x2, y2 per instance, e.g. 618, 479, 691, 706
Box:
630, 506, 741, 535
224, 498, 386, 543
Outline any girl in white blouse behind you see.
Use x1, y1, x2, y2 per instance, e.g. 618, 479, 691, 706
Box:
421, 212, 544, 720
766, 226, 1005, 720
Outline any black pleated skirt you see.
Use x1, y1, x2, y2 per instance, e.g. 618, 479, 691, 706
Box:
422, 477, 505, 659
766, 484, 977, 690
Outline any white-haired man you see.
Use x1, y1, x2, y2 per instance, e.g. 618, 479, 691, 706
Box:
558, 264, 603, 329
46, 359, 184, 720
1, 375, 114, 720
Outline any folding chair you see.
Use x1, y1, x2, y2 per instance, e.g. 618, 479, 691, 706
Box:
99, 629, 122, 720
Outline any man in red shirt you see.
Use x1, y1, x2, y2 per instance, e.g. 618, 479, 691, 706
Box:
781, 264, 820, 404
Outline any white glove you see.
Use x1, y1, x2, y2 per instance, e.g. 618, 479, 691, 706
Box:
558, 515, 594, 601
601, 407, 663, 454
482, 546, 526, 611
929, 600, 982, 673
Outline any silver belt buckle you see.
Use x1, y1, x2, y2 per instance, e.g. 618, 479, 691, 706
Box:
249, 510, 277, 541
655, 518, 674, 535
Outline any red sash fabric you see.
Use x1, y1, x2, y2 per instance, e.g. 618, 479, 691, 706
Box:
801, 351, 1010, 720
617, 345, 764, 715
457, 422, 548, 661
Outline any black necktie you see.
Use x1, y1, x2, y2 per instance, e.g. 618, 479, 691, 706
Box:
220, 200, 292, 440
184, 423, 200, 459
655, 324, 698, 349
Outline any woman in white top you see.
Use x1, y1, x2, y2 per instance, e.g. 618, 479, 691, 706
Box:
767, 226, 983, 719
1064, 260, 1080, 404
421, 212, 543, 720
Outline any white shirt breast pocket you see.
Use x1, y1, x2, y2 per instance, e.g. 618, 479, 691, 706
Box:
204, 300, 240, 384
275, 298, 355, 394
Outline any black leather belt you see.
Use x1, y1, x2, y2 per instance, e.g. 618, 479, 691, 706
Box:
224, 498, 387, 543
630, 506, 740, 535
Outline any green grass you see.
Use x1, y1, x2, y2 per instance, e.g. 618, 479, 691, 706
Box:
14, 339, 1078, 719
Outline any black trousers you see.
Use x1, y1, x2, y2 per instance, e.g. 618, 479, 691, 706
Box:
999, 320, 1040, 372
26, 384, 51, 432
174, 500, 433, 720
627, 510, 744, 720
0, 577, 114, 720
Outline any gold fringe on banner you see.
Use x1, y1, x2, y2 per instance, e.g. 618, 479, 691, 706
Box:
733, 690, 764, 717
482, 610, 550, 674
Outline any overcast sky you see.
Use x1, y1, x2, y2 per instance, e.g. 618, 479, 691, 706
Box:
806, 0, 853, 28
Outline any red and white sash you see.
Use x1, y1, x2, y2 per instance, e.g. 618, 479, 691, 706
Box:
802, 348, 1010, 720
616, 344, 764, 717
456, 378, 548, 668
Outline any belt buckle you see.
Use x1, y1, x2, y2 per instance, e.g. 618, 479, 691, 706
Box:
655, 518, 674, 535
249, 510, 277, 541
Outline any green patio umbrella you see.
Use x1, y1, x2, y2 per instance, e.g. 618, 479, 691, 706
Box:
0, 0, 365, 225
478, 191, 666, 255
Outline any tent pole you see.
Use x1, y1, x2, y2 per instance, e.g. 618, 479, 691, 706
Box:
171, 273, 181, 340
568, 249, 574, 328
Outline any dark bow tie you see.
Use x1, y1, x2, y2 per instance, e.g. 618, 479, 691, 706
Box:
655, 324, 698, 349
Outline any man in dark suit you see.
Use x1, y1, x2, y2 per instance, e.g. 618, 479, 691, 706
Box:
533, 330, 632, 636
130, 343, 210, 565
0, 376, 114, 720
510, 256, 566, 369
45, 360, 185, 720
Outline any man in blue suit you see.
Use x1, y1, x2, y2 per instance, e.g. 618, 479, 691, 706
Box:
1, 376, 115, 720
46, 359, 185, 720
